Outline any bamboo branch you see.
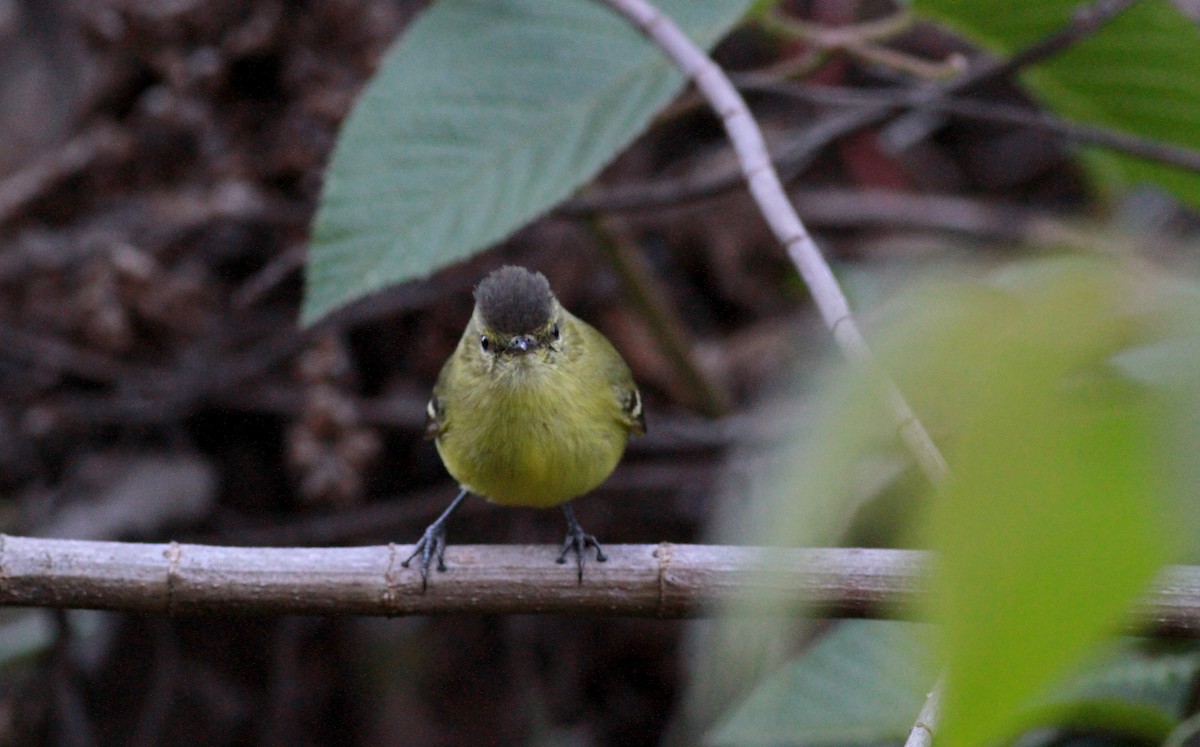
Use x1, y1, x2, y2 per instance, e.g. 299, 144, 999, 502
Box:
0, 537, 924, 616
2, 537, 1200, 633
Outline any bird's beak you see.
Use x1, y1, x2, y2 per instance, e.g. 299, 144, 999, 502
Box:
507, 335, 536, 354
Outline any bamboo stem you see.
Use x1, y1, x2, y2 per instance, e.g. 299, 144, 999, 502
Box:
0, 536, 1199, 633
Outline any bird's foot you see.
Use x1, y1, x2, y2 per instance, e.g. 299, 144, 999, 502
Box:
401, 489, 469, 592
557, 508, 607, 584
401, 519, 449, 591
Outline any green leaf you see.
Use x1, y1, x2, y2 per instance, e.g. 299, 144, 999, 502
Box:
303, 0, 751, 322
707, 620, 935, 747
883, 257, 1183, 747
1052, 641, 1200, 718
912, 0, 1200, 206
1024, 699, 1177, 744
1004, 639, 1200, 743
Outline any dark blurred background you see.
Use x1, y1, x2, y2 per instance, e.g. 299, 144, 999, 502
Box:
0, 0, 1168, 744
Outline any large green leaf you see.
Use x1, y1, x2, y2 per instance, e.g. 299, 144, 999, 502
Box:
303, 0, 751, 322
913, 0, 1200, 206
707, 621, 935, 747
886, 257, 1184, 747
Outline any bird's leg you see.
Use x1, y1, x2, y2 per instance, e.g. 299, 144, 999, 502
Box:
402, 488, 469, 590
557, 503, 607, 583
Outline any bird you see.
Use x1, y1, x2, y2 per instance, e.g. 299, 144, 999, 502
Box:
403, 265, 645, 586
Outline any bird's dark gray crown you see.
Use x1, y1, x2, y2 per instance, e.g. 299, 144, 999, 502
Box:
474, 266, 555, 334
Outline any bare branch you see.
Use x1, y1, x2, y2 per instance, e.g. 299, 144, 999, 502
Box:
2, 537, 1200, 633
741, 82, 1200, 175
0, 537, 926, 617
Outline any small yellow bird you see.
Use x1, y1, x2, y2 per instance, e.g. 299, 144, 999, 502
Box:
404, 266, 645, 584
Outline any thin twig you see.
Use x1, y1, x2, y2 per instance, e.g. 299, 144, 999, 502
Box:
0, 123, 132, 227
232, 244, 307, 309
980, 0, 1139, 83
763, 9, 914, 48
904, 675, 945, 747
559, 106, 880, 215
0, 321, 144, 384
590, 218, 731, 417
880, 0, 1141, 151
786, 187, 1066, 241
933, 97, 1200, 172
757, 82, 1200, 174
763, 10, 965, 80
599, 0, 949, 482
565, 0, 1142, 217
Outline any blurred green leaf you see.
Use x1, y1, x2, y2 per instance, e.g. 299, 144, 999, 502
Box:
698, 252, 1200, 747
707, 620, 934, 747
913, 0, 1200, 206
703, 256, 1199, 747
881, 257, 1183, 747
303, 0, 751, 322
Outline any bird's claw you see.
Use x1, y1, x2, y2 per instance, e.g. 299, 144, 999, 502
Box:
401, 489, 469, 591
557, 526, 607, 583
401, 521, 449, 591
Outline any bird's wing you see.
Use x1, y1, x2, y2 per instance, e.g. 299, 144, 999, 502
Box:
424, 353, 456, 440
595, 338, 644, 435
424, 392, 445, 440
621, 384, 646, 436
579, 315, 646, 437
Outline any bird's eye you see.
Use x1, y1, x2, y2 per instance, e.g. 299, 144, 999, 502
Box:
551, 324, 560, 340
480, 335, 490, 352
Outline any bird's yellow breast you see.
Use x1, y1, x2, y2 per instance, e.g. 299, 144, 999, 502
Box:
433, 342, 631, 508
